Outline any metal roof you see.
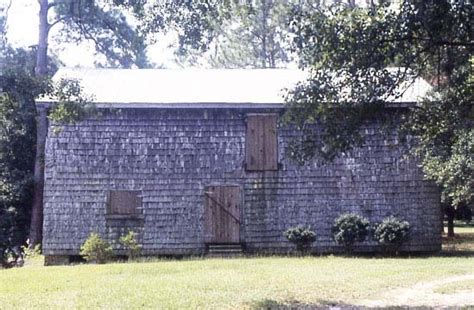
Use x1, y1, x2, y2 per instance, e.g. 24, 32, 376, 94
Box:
37, 68, 432, 107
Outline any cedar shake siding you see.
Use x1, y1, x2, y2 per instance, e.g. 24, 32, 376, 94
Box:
42, 107, 442, 257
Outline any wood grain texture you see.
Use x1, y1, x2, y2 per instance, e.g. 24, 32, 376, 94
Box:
246, 114, 278, 171
42, 108, 442, 256
204, 186, 240, 243
108, 191, 141, 215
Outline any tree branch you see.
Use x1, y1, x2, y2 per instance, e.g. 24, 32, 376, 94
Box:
48, 15, 68, 31
379, 35, 474, 48
47, 1, 58, 9
1, 0, 13, 31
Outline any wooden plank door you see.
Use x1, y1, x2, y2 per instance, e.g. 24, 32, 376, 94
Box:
246, 114, 278, 171
203, 186, 241, 243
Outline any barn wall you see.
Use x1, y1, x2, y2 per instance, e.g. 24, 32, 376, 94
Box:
42, 108, 441, 256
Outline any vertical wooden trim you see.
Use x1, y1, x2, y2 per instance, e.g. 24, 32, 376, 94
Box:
246, 114, 278, 171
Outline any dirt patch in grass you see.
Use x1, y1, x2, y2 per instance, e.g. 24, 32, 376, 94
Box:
433, 279, 474, 295
359, 274, 474, 307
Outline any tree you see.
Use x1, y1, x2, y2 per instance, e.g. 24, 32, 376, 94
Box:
36, 0, 150, 76
188, 0, 294, 68
284, 1, 473, 236
0, 44, 44, 265
54, 1, 150, 68
29, 0, 152, 247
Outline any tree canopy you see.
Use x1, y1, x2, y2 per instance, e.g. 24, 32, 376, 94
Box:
53, 0, 150, 68
0, 47, 43, 265
284, 0, 473, 208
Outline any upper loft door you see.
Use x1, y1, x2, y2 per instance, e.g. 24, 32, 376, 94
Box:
203, 186, 241, 243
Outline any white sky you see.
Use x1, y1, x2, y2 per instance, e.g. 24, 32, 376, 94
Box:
1, 0, 376, 69
1, 0, 178, 68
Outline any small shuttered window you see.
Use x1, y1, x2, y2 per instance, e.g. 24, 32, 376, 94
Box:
107, 191, 141, 215
245, 114, 278, 171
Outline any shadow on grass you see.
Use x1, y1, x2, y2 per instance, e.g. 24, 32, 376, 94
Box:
251, 299, 438, 309
251, 298, 359, 309
440, 231, 474, 257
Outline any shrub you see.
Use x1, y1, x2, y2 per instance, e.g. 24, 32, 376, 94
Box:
19, 241, 41, 266
332, 213, 370, 253
119, 230, 142, 260
374, 216, 410, 254
80, 233, 113, 264
284, 225, 317, 253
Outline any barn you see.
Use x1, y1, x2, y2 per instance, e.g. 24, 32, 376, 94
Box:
38, 68, 442, 264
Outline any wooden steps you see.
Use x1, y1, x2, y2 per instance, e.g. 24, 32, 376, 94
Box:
207, 243, 244, 257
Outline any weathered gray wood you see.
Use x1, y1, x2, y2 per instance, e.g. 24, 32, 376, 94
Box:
204, 186, 240, 243
246, 114, 278, 171
41, 108, 442, 257
108, 191, 141, 215
263, 114, 278, 170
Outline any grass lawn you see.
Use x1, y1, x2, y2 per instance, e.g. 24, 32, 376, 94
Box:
1, 256, 474, 309
0, 223, 473, 309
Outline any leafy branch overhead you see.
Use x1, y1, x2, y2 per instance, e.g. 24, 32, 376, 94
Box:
48, 78, 96, 125
53, 0, 150, 68
34, 0, 151, 73
284, 1, 473, 206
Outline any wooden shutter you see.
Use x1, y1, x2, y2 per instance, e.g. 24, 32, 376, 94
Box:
203, 186, 241, 243
246, 114, 278, 171
107, 191, 141, 215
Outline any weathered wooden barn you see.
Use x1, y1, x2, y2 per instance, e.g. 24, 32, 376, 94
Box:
38, 68, 441, 264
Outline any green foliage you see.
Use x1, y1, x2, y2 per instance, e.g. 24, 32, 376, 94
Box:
0, 92, 35, 265
118, 0, 224, 57
332, 213, 369, 252
80, 233, 113, 264
119, 230, 141, 260
0, 49, 40, 264
417, 127, 473, 206
285, 1, 473, 206
407, 61, 473, 206
48, 78, 96, 125
21, 241, 42, 260
283, 225, 317, 253
54, 0, 150, 68
205, 1, 293, 68
374, 216, 410, 253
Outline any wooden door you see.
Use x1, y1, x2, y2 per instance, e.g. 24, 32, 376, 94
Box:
203, 186, 241, 243
246, 114, 278, 171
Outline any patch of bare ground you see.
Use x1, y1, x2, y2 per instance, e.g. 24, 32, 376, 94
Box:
358, 274, 474, 308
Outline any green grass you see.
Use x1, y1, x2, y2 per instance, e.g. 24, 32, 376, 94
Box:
1, 224, 473, 309
1, 255, 474, 309
434, 279, 474, 295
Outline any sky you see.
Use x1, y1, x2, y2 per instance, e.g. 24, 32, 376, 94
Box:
1, 0, 375, 69
0, 0, 177, 68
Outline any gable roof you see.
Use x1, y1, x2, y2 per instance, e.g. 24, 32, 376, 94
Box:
37, 68, 432, 108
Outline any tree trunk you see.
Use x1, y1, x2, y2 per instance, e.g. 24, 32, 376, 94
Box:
445, 205, 455, 238
35, 0, 49, 77
447, 214, 455, 237
30, 0, 50, 247
260, 0, 268, 68
29, 107, 48, 247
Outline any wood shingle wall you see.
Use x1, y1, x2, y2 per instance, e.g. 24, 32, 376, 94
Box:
42, 108, 441, 256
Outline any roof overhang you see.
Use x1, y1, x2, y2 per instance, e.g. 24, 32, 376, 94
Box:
35, 101, 286, 109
